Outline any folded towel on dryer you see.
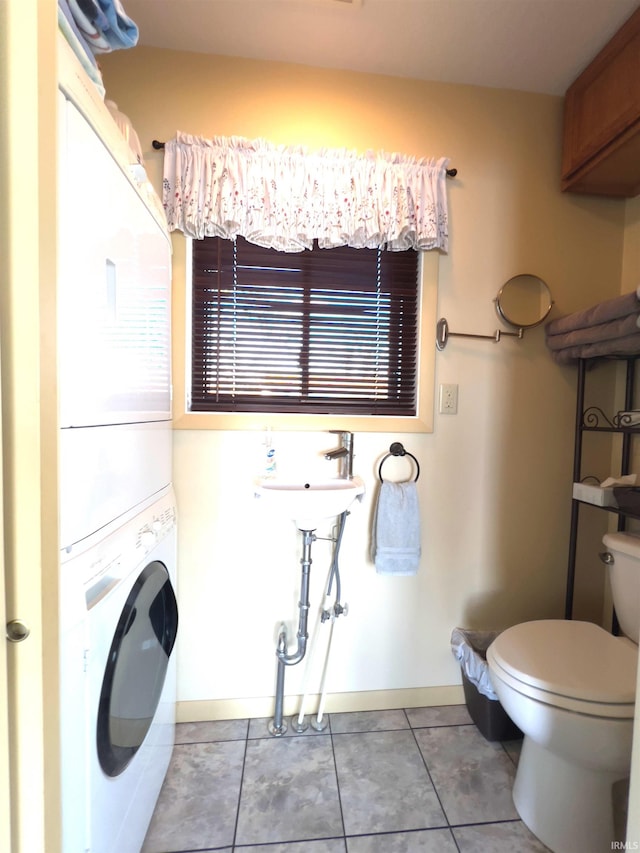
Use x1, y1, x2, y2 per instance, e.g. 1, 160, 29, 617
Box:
67, 0, 139, 54
371, 481, 421, 576
59, 0, 98, 65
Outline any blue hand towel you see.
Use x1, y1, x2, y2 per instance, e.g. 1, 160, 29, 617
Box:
371, 481, 421, 576
67, 0, 139, 54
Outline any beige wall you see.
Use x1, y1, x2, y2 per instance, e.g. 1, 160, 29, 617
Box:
623, 195, 640, 290
622, 196, 640, 849
101, 47, 629, 720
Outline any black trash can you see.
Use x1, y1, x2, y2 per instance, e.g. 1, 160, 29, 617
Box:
451, 628, 522, 742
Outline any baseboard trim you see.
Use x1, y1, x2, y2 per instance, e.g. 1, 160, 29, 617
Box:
176, 684, 465, 723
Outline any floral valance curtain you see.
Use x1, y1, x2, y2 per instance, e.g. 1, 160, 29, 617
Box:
162, 132, 449, 252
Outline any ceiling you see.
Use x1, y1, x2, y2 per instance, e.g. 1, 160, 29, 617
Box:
122, 0, 639, 96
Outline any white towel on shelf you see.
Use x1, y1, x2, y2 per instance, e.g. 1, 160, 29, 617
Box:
371, 481, 421, 576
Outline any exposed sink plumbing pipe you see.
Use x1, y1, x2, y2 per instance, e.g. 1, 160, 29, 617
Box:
268, 528, 314, 737
292, 593, 327, 734
293, 510, 349, 734
311, 608, 338, 732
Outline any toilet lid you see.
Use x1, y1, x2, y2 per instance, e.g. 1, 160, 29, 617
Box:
489, 620, 637, 705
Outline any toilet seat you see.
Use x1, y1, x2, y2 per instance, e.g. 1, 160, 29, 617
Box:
488, 620, 637, 719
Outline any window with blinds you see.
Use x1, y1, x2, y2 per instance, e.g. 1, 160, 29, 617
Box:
190, 236, 419, 415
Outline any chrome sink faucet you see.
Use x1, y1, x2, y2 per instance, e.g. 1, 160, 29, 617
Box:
324, 431, 354, 479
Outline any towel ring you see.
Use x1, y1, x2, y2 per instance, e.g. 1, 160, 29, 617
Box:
378, 442, 420, 482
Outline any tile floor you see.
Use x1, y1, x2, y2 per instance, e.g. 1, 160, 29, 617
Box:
142, 704, 551, 853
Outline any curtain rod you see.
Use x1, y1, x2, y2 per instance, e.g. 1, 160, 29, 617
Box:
151, 140, 457, 177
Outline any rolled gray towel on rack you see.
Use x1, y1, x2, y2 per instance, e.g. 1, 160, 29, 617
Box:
545, 290, 639, 337
371, 481, 421, 576
544, 312, 640, 351
544, 289, 640, 364
549, 332, 640, 365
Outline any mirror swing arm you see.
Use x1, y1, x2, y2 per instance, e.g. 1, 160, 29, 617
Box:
436, 318, 522, 351
436, 274, 553, 352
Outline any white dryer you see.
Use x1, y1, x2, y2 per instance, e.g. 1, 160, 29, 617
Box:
58, 33, 173, 549
60, 487, 178, 853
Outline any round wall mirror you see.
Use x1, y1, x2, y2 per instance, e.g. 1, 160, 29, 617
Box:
495, 274, 553, 329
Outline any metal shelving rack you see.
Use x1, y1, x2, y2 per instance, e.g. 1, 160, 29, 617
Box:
565, 357, 639, 621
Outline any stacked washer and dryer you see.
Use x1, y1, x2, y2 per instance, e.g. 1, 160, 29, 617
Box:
57, 35, 178, 853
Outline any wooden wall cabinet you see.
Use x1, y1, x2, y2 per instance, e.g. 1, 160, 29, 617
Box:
561, 5, 640, 197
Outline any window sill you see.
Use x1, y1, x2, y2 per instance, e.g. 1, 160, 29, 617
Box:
172, 410, 434, 433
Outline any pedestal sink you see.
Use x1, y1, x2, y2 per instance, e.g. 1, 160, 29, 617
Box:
256, 467, 365, 737
254, 475, 365, 529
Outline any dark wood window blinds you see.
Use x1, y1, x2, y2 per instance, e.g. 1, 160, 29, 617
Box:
191, 236, 419, 415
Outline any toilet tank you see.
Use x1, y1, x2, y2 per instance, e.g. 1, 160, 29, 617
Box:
602, 531, 640, 644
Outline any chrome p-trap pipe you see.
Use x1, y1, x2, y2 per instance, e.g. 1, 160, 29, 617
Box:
269, 529, 314, 737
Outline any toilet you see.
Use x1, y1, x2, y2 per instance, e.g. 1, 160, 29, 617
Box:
486, 531, 639, 853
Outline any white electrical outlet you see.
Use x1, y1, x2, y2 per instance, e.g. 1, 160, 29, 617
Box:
439, 383, 458, 414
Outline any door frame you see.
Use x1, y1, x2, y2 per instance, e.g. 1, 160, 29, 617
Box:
0, 2, 60, 851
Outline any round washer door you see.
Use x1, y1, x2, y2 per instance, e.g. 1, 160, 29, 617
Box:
97, 560, 178, 777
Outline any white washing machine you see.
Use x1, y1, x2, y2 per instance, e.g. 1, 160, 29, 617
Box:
60, 487, 178, 853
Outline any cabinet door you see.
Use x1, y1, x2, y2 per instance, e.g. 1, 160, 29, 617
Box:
561, 6, 640, 196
